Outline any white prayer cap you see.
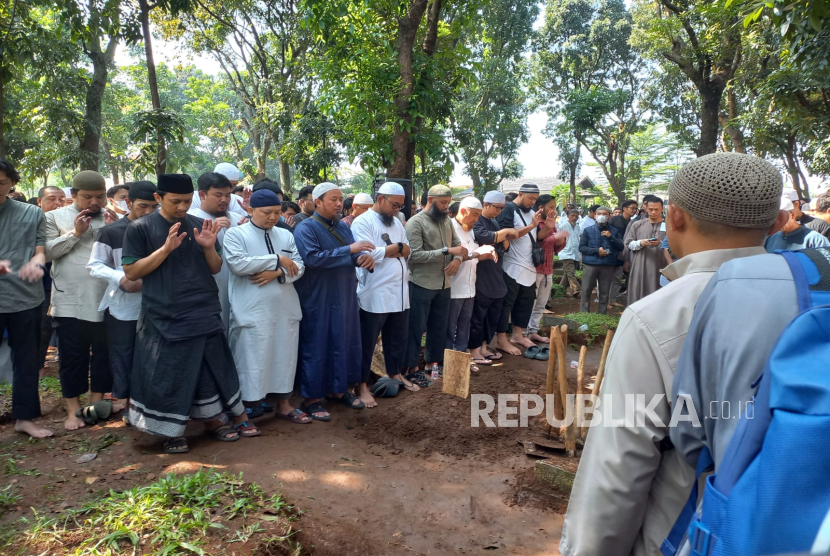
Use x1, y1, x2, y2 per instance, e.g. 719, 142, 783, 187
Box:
378, 181, 405, 196
312, 181, 340, 201
214, 163, 241, 182
353, 192, 374, 205
781, 196, 794, 211
784, 190, 799, 202
63, 187, 73, 197
483, 191, 505, 204
460, 196, 482, 211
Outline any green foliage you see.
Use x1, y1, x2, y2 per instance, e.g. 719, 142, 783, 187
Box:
550, 282, 567, 298
563, 311, 620, 343
9, 469, 302, 555
0, 485, 22, 513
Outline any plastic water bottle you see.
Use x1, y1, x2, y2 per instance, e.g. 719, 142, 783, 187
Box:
431, 362, 440, 381
570, 360, 578, 369
577, 324, 589, 332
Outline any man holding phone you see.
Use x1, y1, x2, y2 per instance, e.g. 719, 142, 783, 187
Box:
623, 198, 668, 304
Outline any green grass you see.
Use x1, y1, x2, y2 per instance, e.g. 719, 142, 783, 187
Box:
550, 283, 567, 298
4, 468, 303, 555
562, 312, 620, 344
0, 485, 22, 513
0, 377, 63, 418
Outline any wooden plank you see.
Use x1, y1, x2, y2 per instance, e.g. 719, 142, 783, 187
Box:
583, 328, 615, 440
442, 349, 471, 399
552, 329, 576, 456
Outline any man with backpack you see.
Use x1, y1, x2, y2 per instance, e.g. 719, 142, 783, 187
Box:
667, 254, 830, 553
560, 153, 787, 556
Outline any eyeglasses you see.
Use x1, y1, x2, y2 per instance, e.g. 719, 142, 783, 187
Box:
383, 198, 404, 210
488, 204, 505, 211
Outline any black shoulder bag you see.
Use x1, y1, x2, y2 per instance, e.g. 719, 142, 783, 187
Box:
516, 210, 545, 267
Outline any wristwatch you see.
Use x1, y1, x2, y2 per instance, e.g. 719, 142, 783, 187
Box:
397, 242, 404, 253
441, 246, 449, 255
468, 250, 474, 260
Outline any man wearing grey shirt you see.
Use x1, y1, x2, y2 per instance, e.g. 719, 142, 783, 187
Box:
0, 159, 53, 438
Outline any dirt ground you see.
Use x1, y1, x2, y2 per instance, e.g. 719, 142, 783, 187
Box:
0, 299, 612, 555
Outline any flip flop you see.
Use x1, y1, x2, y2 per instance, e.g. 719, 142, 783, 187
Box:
233, 421, 261, 437
485, 352, 503, 361
472, 358, 492, 366
74, 400, 114, 426
300, 401, 331, 421
163, 437, 189, 454
326, 392, 365, 409
205, 424, 240, 442
470, 364, 480, 373
277, 408, 312, 424
523, 345, 542, 359
534, 347, 550, 361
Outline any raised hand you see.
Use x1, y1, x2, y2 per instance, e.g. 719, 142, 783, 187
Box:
545, 210, 558, 228
532, 208, 544, 226
194, 219, 218, 248
73, 210, 93, 237
350, 240, 376, 254
104, 208, 119, 225
163, 222, 187, 253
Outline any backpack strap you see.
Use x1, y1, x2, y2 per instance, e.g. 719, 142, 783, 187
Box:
780, 247, 830, 312
660, 446, 714, 556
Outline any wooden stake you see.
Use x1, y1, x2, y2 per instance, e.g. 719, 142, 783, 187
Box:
583, 329, 615, 440
560, 324, 568, 353
575, 345, 586, 432
442, 349, 471, 399
553, 328, 576, 455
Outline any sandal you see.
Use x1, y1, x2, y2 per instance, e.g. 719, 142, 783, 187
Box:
472, 358, 493, 366
470, 364, 480, 373
205, 424, 240, 442
534, 347, 550, 361
277, 408, 312, 424
326, 392, 365, 409
299, 401, 331, 421
485, 352, 503, 361
523, 345, 542, 359
75, 400, 113, 426
405, 372, 432, 388
233, 421, 261, 437
163, 437, 189, 454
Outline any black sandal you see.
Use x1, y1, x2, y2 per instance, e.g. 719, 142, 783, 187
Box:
205, 424, 240, 442
163, 437, 189, 454
326, 392, 365, 409
405, 372, 432, 388
299, 401, 331, 421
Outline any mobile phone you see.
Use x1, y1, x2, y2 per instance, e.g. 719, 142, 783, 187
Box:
647, 237, 658, 242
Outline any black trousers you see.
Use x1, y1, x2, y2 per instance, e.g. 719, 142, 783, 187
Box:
0, 307, 42, 420
359, 309, 409, 382
405, 283, 451, 367
38, 292, 52, 369
497, 272, 536, 333
107, 313, 136, 399
55, 317, 111, 399
469, 291, 504, 349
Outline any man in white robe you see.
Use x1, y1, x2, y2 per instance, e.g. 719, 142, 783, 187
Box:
351, 182, 415, 403
188, 172, 237, 330
224, 190, 310, 425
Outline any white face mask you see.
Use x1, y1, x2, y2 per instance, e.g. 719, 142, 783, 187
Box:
115, 200, 128, 212
596, 215, 608, 225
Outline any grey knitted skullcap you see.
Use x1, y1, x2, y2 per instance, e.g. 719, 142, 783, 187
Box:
668, 152, 783, 228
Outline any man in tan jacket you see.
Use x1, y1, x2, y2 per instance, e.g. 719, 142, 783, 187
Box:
560, 153, 788, 556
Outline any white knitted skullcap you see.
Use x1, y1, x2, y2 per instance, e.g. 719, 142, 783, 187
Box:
312, 182, 340, 201
353, 192, 374, 205
378, 181, 405, 196
460, 197, 483, 210
214, 163, 241, 182
668, 152, 783, 228
483, 191, 505, 204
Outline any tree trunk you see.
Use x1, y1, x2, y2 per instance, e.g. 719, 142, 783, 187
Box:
718, 88, 745, 153
279, 159, 291, 191
783, 134, 805, 198
140, 0, 166, 176
470, 168, 482, 196
388, 0, 430, 179
698, 86, 723, 157
0, 67, 5, 158
80, 30, 118, 171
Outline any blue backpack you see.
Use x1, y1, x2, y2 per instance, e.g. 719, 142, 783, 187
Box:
662, 247, 830, 556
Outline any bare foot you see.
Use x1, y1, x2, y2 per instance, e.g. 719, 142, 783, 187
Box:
357, 384, 378, 408
391, 374, 420, 392
529, 333, 550, 344
15, 420, 54, 438
495, 336, 522, 356
64, 414, 86, 431
510, 334, 536, 349
111, 399, 127, 413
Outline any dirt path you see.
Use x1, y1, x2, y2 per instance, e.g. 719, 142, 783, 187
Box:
1, 331, 607, 555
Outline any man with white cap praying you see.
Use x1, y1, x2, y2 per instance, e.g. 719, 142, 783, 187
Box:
351, 182, 417, 401
469, 191, 518, 364
403, 184, 468, 384
343, 192, 374, 227
764, 196, 830, 252
225, 189, 310, 426
447, 196, 495, 366
293, 182, 375, 420
561, 152, 789, 556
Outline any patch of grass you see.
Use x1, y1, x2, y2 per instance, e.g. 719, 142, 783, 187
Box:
575, 269, 583, 281
562, 312, 620, 344
5, 457, 40, 477
550, 283, 567, 298
38, 376, 62, 395
6, 468, 303, 556
0, 381, 11, 417
0, 485, 21, 513
72, 432, 123, 455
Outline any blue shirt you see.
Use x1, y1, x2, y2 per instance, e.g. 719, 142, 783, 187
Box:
764, 226, 829, 252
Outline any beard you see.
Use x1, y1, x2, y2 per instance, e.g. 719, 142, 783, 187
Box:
427, 203, 448, 222
380, 213, 396, 227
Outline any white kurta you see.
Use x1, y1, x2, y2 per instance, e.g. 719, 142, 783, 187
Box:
351, 209, 410, 314
188, 207, 237, 329
224, 221, 305, 401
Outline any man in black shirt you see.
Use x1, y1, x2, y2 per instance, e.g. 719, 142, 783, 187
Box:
122, 174, 250, 453
469, 191, 517, 365
793, 197, 830, 239
608, 199, 638, 305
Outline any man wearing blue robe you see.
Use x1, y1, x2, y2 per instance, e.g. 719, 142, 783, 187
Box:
293, 182, 376, 421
